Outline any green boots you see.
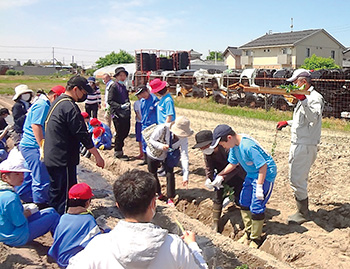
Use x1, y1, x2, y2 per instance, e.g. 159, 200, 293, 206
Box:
238, 210, 252, 245
212, 203, 222, 233
238, 210, 264, 248
249, 219, 264, 248
288, 198, 310, 225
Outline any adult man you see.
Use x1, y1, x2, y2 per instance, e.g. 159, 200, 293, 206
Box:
193, 130, 245, 233
17, 85, 65, 208
68, 169, 208, 268
212, 124, 277, 248
102, 73, 114, 128
108, 67, 131, 160
44, 75, 105, 215
276, 69, 324, 225
135, 85, 159, 165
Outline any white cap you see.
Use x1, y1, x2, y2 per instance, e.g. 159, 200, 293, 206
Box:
12, 84, 33, 101
286, 69, 311, 82
0, 147, 30, 173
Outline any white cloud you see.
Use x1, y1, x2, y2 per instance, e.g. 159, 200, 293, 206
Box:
0, 0, 39, 9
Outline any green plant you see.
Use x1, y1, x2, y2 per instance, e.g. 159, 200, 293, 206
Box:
96, 50, 135, 68
301, 54, 340, 70
235, 264, 249, 269
5, 70, 24, 76
278, 84, 305, 93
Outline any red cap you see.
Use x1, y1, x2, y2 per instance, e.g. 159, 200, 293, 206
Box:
90, 118, 101, 126
51, 85, 66, 96
93, 126, 105, 138
68, 183, 94, 200
81, 112, 89, 119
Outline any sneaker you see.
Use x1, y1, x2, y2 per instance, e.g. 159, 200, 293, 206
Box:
167, 199, 175, 207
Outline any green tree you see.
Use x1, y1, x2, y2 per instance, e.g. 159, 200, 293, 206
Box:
23, 59, 35, 66
96, 50, 135, 68
206, 51, 224, 61
301, 54, 340, 70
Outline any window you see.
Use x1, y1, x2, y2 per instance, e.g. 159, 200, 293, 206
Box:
306, 48, 310, 57
331, 50, 335, 59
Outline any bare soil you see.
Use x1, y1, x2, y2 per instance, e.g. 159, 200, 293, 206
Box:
0, 95, 349, 268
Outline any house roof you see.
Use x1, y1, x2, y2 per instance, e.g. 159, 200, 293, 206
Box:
223, 47, 242, 57
240, 29, 345, 49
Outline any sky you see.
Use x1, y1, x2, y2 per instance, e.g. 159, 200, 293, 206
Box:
1, 0, 350, 67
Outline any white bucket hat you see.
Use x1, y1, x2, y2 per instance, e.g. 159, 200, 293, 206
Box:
286, 69, 311, 82
170, 116, 194, 138
0, 147, 30, 173
12, 84, 33, 101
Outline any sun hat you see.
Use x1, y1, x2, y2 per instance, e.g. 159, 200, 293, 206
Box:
93, 126, 105, 139
113, 67, 128, 77
0, 147, 31, 173
210, 124, 234, 148
87, 76, 96, 83
68, 182, 94, 200
170, 116, 194, 138
50, 85, 66, 96
135, 85, 148, 96
286, 69, 311, 82
90, 118, 101, 126
12, 84, 33, 101
149, 78, 167, 94
81, 112, 89, 119
192, 130, 213, 149
67, 75, 94, 94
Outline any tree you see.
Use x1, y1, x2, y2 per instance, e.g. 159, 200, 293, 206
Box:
23, 59, 35, 66
206, 51, 224, 61
301, 54, 340, 70
96, 50, 135, 68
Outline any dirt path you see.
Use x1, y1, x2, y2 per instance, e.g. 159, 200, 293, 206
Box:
0, 95, 349, 268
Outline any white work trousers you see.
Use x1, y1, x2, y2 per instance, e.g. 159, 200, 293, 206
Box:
289, 144, 318, 201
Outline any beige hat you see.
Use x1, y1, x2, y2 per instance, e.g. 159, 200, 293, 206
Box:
13, 84, 33, 101
170, 116, 194, 138
0, 147, 31, 173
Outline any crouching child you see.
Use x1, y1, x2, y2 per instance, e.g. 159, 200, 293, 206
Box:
0, 147, 59, 247
92, 126, 112, 150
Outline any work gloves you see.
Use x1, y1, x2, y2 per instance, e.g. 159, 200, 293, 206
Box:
256, 184, 264, 200
23, 203, 39, 215
276, 121, 288, 130
204, 175, 224, 190
120, 102, 130, 110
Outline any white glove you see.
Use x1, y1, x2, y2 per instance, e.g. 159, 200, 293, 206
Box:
222, 197, 231, 208
256, 184, 264, 200
204, 178, 214, 190
211, 175, 224, 189
120, 102, 130, 110
23, 203, 39, 215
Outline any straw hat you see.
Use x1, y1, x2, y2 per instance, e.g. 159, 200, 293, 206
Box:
12, 84, 33, 101
170, 116, 193, 137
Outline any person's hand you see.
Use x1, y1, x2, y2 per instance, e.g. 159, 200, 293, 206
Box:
182, 230, 196, 245
256, 184, 264, 200
204, 178, 214, 190
163, 144, 169, 151
292, 94, 306, 101
121, 102, 130, 109
95, 155, 105, 168
23, 203, 39, 215
99, 145, 105, 150
211, 175, 224, 189
276, 121, 288, 130
182, 180, 188, 189
39, 139, 45, 161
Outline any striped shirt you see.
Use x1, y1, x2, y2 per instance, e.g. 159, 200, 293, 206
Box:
85, 87, 101, 105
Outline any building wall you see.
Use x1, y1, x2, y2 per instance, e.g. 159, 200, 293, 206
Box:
224, 54, 242, 69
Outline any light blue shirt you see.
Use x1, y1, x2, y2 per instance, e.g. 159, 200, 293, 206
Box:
228, 135, 277, 182
20, 95, 51, 149
157, 93, 175, 124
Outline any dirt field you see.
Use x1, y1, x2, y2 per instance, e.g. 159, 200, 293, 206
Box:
0, 95, 349, 268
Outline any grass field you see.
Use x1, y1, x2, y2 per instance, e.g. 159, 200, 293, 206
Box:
1, 75, 349, 131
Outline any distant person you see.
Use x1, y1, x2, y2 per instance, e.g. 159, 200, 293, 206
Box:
44, 75, 105, 215
135, 85, 158, 166
108, 67, 131, 161
146, 116, 193, 206
0, 147, 59, 247
17, 85, 65, 208
134, 93, 143, 159
102, 73, 114, 128
48, 183, 101, 267
11, 84, 33, 144
85, 77, 101, 119
193, 130, 245, 233
276, 69, 324, 225
0, 108, 10, 162
212, 124, 277, 248
68, 169, 208, 268
149, 78, 175, 124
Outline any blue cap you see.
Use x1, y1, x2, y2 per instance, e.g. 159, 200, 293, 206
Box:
87, 76, 96, 83
210, 124, 234, 148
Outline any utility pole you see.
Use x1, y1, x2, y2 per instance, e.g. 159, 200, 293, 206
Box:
52, 47, 55, 67
291, 18, 293, 32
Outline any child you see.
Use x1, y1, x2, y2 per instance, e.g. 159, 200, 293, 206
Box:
0, 147, 59, 247
48, 183, 102, 267
92, 127, 112, 150
89, 118, 112, 140
211, 124, 277, 248
134, 94, 143, 159
146, 116, 193, 206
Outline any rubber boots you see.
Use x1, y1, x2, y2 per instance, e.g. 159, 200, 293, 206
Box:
212, 203, 222, 233
249, 219, 264, 249
288, 198, 310, 225
238, 210, 252, 245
